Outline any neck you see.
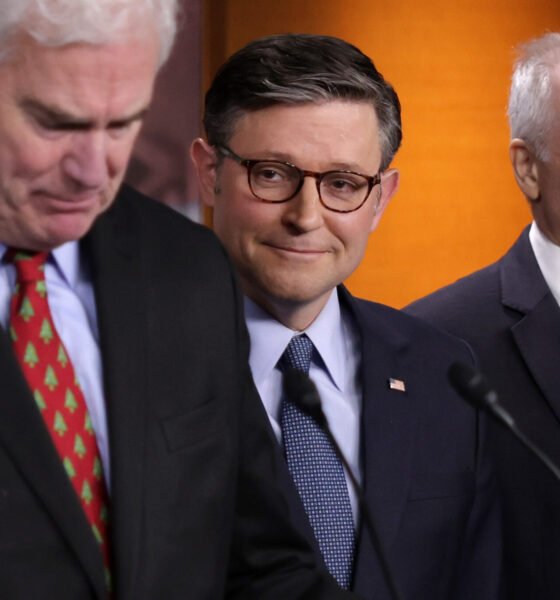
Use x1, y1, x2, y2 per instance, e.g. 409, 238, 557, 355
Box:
245, 291, 332, 332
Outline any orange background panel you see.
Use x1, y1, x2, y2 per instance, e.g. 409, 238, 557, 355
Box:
203, 1, 560, 307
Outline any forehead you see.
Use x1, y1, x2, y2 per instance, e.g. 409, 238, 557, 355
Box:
228, 101, 382, 167
0, 32, 160, 120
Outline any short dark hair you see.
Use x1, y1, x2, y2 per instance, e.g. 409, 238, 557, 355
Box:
203, 33, 402, 171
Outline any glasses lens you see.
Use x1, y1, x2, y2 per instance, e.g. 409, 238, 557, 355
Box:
249, 161, 300, 202
320, 172, 371, 211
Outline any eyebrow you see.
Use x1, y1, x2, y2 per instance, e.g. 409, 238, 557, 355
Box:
20, 98, 149, 130
249, 150, 371, 174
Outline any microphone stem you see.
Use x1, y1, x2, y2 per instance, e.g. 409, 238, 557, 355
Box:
322, 426, 404, 600
507, 420, 560, 482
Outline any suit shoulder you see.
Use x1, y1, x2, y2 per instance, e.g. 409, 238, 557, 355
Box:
405, 260, 501, 323
350, 296, 474, 361
117, 184, 215, 239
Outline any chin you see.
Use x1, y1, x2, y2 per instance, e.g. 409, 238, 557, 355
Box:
40, 215, 99, 249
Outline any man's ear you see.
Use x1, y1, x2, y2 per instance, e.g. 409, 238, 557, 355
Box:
190, 138, 219, 208
509, 138, 540, 202
369, 168, 400, 232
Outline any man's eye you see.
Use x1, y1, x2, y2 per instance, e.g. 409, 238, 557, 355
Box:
38, 120, 72, 131
259, 169, 282, 181
252, 163, 293, 183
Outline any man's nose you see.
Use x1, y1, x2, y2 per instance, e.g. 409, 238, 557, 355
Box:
62, 132, 110, 189
281, 176, 325, 232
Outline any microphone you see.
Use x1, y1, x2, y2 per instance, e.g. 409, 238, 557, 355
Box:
283, 368, 404, 600
448, 362, 560, 482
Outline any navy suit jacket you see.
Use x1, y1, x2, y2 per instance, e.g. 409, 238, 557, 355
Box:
0, 185, 353, 600
407, 226, 560, 599
277, 286, 502, 600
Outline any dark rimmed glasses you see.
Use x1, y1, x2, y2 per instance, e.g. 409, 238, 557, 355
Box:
215, 145, 381, 213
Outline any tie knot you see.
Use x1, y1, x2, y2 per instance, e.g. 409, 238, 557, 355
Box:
281, 334, 314, 373
6, 249, 49, 283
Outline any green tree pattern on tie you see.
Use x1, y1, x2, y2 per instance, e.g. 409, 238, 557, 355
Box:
39, 318, 53, 344
35, 280, 47, 298
44, 364, 58, 390
85, 414, 94, 434
54, 411, 68, 436
82, 480, 93, 505
57, 344, 68, 367
65, 389, 78, 413
34, 389, 46, 411
74, 434, 87, 458
8, 250, 111, 583
24, 342, 39, 367
19, 296, 34, 322
92, 523, 103, 544
64, 457, 76, 479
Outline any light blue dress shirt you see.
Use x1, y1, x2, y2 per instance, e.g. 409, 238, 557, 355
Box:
244, 288, 362, 525
0, 243, 111, 488
529, 221, 560, 307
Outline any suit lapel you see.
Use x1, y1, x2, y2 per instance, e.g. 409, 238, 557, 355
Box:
84, 190, 149, 596
0, 314, 106, 597
502, 228, 560, 424
339, 288, 416, 597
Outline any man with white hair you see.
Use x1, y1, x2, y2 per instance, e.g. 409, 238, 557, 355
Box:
0, 2, 356, 599
408, 32, 560, 599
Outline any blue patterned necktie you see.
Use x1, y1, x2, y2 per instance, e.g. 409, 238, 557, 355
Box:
280, 334, 356, 589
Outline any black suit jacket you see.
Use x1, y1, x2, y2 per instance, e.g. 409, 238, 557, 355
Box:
276, 287, 502, 600
407, 225, 560, 599
0, 186, 353, 599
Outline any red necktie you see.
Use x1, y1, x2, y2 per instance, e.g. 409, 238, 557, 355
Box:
8, 250, 111, 591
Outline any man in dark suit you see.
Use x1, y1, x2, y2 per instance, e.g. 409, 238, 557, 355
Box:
0, 3, 356, 599
407, 32, 560, 599
191, 34, 502, 600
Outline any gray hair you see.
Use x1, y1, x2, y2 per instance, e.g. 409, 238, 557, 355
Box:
508, 32, 560, 161
203, 34, 402, 171
0, 0, 180, 66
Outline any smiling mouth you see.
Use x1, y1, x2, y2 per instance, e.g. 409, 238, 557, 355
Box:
265, 242, 328, 255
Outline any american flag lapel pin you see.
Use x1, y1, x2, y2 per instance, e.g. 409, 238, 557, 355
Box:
388, 378, 406, 392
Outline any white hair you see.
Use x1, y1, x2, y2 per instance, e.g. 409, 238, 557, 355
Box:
508, 32, 560, 161
0, 0, 180, 67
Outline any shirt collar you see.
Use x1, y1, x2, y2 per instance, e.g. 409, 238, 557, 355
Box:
244, 288, 348, 392
0, 240, 81, 289
529, 220, 560, 306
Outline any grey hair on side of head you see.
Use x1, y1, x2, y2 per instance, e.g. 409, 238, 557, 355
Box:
0, 0, 180, 67
508, 32, 560, 161
203, 34, 402, 172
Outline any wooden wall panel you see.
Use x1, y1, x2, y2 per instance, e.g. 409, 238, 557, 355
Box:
203, 1, 560, 306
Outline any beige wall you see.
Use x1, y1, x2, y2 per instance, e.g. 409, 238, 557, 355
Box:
203, 0, 560, 306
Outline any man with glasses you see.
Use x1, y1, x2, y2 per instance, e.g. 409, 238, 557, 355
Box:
191, 34, 502, 599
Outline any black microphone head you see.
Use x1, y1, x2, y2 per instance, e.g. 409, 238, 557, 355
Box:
448, 362, 497, 409
282, 369, 325, 424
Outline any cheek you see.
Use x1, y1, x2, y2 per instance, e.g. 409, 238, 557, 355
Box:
329, 214, 373, 255
213, 197, 272, 242
2, 134, 64, 181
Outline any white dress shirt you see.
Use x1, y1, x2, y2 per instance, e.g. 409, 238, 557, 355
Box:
529, 221, 560, 308
244, 288, 362, 524
0, 243, 110, 487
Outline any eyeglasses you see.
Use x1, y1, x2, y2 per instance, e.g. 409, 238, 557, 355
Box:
215, 145, 381, 213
